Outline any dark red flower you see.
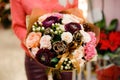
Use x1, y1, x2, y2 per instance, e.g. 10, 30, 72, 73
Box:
42, 16, 60, 28
35, 49, 55, 66
65, 22, 81, 34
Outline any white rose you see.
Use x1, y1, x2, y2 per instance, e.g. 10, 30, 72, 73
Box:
72, 46, 84, 59
61, 32, 73, 44
72, 46, 85, 67
80, 24, 84, 30
40, 35, 52, 49
80, 30, 91, 43
62, 14, 81, 24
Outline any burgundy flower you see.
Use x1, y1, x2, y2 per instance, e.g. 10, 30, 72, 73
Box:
35, 49, 55, 66
42, 16, 60, 28
65, 22, 81, 34
73, 30, 83, 42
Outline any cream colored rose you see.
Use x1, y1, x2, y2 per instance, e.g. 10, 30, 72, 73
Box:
72, 46, 84, 59
62, 14, 83, 24
61, 32, 73, 44
40, 35, 52, 49
72, 46, 85, 67
80, 30, 91, 43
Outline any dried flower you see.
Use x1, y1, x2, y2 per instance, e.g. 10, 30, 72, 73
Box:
44, 28, 54, 37
53, 41, 67, 55
73, 30, 83, 43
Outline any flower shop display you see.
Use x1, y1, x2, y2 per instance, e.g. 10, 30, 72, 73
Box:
95, 12, 120, 58
95, 12, 120, 80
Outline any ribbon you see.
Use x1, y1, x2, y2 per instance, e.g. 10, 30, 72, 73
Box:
55, 52, 80, 73
56, 52, 69, 69
69, 54, 80, 73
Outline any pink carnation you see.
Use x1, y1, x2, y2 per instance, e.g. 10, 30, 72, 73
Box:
84, 43, 96, 61
84, 32, 97, 61
26, 32, 42, 48
88, 32, 97, 46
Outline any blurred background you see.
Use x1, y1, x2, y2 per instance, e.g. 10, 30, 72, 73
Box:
0, 0, 120, 80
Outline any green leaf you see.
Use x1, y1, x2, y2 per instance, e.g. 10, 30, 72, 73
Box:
94, 11, 106, 29
51, 57, 59, 67
106, 19, 118, 31
52, 34, 61, 42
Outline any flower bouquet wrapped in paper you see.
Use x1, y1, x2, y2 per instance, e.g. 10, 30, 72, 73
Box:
25, 8, 100, 74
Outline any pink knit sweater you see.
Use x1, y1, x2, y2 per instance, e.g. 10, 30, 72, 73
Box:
10, 0, 78, 54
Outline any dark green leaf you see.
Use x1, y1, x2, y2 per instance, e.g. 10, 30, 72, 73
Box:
106, 19, 118, 31
51, 57, 59, 67
94, 11, 106, 29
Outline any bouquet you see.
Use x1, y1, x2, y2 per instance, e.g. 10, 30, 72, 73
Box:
25, 8, 100, 73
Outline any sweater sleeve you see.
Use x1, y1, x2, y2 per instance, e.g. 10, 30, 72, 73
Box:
10, 0, 27, 41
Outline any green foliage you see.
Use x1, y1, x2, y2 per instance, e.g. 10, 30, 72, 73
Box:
95, 11, 120, 65
94, 11, 106, 29
106, 19, 118, 31
94, 11, 118, 32
51, 57, 59, 67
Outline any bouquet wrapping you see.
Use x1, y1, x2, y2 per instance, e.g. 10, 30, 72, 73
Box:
25, 8, 100, 73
